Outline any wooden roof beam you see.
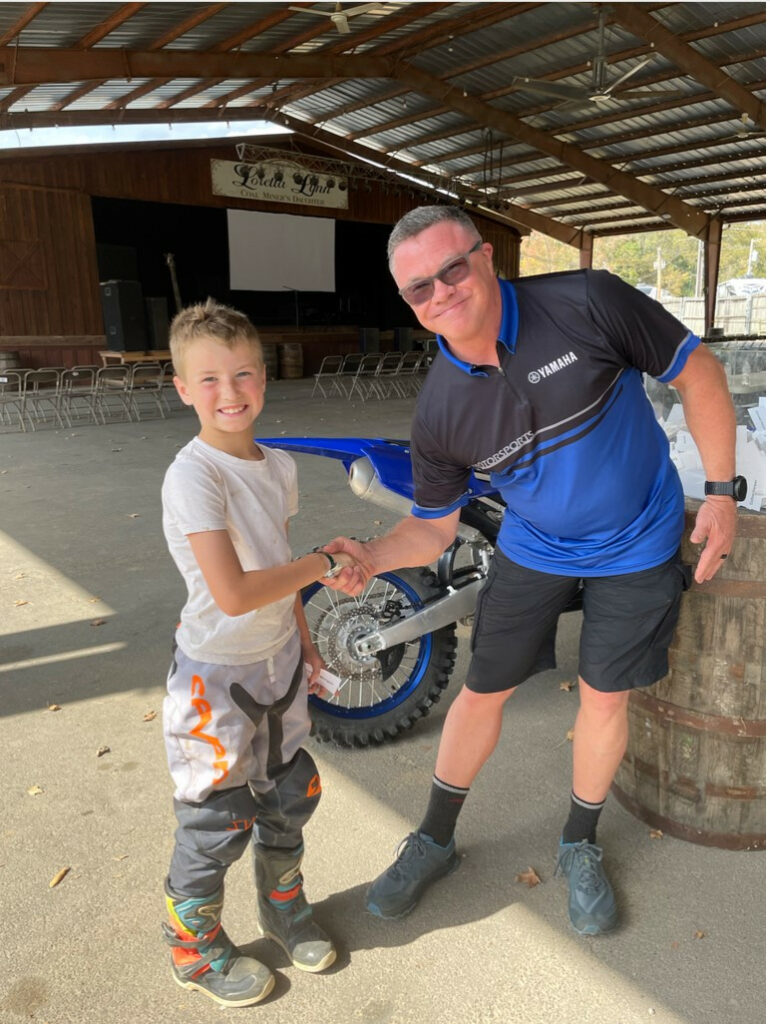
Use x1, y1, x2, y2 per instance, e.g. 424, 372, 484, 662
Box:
273, 113, 589, 248
206, 2, 448, 111
0, 2, 47, 46
0, 45, 730, 238
106, 5, 300, 110
607, 3, 765, 130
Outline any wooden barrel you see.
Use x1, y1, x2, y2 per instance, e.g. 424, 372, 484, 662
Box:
279, 342, 304, 379
0, 351, 21, 372
261, 342, 278, 381
612, 503, 765, 850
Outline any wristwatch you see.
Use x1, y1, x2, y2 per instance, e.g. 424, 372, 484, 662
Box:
704, 476, 748, 501
313, 548, 343, 579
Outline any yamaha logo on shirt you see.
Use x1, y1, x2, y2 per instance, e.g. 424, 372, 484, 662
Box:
528, 351, 578, 383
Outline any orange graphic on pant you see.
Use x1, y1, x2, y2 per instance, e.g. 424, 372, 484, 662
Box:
190, 674, 229, 786
306, 774, 322, 798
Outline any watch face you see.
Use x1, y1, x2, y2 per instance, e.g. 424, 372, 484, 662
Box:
734, 476, 748, 501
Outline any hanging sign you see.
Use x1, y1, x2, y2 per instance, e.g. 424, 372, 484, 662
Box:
211, 158, 349, 210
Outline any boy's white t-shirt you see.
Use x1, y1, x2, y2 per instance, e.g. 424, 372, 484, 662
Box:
162, 437, 299, 665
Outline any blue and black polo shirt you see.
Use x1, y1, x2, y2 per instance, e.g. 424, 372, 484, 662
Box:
410, 268, 700, 576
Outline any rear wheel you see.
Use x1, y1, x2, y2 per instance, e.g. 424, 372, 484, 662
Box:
301, 567, 457, 747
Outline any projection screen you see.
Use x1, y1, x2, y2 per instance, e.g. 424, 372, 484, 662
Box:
227, 209, 336, 292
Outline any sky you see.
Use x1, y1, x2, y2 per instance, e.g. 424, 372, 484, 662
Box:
0, 120, 290, 151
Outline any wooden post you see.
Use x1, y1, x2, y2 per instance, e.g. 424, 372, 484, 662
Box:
703, 217, 723, 336
579, 231, 593, 270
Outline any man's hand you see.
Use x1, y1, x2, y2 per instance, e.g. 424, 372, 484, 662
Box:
322, 537, 374, 596
689, 497, 738, 583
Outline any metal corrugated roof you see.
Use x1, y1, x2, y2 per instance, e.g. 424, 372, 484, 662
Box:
0, 1, 764, 243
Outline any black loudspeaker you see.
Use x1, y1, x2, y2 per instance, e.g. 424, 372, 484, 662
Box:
358, 327, 380, 353
394, 327, 413, 351
100, 280, 146, 351
145, 296, 170, 349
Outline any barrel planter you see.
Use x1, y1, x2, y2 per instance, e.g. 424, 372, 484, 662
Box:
612, 503, 765, 850
262, 342, 278, 381
279, 342, 304, 379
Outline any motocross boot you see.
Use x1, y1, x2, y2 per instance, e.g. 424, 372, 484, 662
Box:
163, 881, 275, 1006
253, 842, 337, 973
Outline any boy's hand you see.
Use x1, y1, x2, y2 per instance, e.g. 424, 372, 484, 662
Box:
322, 538, 372, 596
302, 643, 326, 694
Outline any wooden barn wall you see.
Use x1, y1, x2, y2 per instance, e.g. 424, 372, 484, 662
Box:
0, 143, 521, 368
0, 183, 104, 367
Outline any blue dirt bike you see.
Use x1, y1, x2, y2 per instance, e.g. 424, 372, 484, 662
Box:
257, 436, 508, 747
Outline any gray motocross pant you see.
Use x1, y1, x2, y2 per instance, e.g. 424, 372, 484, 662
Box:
163, 631, 322, 897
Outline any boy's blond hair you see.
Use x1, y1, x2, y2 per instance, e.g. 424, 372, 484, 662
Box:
169, 298, 263, 378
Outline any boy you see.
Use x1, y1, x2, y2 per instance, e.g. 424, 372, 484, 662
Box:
160, 298, 355, 1006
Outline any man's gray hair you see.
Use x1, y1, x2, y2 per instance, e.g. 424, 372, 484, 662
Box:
387, 205, 482, 268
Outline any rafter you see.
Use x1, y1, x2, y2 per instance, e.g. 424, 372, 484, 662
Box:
0, 3, 145, 113
259, 2, 533, 115
0, 45, 718, 236
194, 2, 448, 112
0, 2, 47, 46
294, 13, 763, 145
106, 5, 300, 110
607, 3, 765, 128
54, 3, 228, 111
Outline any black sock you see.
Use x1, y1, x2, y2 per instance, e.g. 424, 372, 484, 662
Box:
418, 776, 469, 846
562, 791, 605, 845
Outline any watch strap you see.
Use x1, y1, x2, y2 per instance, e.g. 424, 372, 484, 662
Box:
312, 547, 339, 577
704, 480, 735, 496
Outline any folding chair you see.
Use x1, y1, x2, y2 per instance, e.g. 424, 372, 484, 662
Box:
311, 354, 344, 398
334, 352, 364, 397
0, 370, 26, 431
393, 350, 424, 397
128, 362, 167, 420
22, 369, 64, 430
93, 365, 133, 423
160, 361, 182, 412
371, 351, 405, 399
59, 367, 98, 426
347, 353, 385, 402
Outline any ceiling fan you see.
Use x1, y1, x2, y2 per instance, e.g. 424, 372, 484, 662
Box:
729, 112, 765, 139
287, 2, 384, 35
511, 7, 688, 109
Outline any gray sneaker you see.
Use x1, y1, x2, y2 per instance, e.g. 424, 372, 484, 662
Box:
556, 839, 618, 936
366, 831, 460, 919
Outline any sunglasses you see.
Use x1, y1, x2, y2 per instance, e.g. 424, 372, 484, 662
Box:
398, 241, 483, 306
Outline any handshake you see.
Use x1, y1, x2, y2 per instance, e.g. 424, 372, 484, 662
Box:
317, 537, 373, 596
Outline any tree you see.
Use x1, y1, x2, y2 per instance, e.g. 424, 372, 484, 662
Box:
519, 222, 765, 297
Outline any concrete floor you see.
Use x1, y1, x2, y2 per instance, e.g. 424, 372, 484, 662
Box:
1, 379, 764, 1024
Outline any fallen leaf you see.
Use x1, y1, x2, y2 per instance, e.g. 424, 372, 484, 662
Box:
47, 703, 62, 712
90, 618, 106, 627
565, 728, 575, 742
49, 867, 70, 888
515, 866, 541, 888
559, 680, 575, 692
96, 745, 110, 757
14, 572, 26, 580
89, 597, 100, 603
649, 828, 664, 840
374, 520, 383, 526
143, 710, 157, 722
14, 599, 28, 607
126, 513, 141, 519
671, 941, 679, 950
27, 784, 44, 796
113, 854, 129, 861
694, 929, 706, 939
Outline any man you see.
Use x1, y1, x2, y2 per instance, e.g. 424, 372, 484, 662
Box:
326, 205, 739, 935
